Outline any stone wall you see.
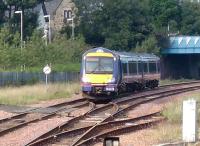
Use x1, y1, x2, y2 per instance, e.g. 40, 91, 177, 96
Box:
52, 0, 77, 31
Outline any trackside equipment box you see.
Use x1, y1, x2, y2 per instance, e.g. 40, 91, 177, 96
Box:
182, 99, 198, 142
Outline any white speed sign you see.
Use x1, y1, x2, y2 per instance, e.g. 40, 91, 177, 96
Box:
43, 65, 51, 74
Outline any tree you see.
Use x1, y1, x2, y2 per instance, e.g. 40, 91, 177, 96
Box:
0, 0, 6, 24
149, 0, 181, 33
180, 2, 200, 35
76, 0, 152, 51
134, 36, 160, 55
73, 0, 104, 45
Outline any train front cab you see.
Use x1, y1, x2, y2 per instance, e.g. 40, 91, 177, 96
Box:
81, 48, 120, 98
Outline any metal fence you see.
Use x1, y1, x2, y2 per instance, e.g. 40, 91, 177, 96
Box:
0, 72, 80, 86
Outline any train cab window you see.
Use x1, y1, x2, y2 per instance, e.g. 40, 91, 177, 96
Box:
128, 61, 137, 75
143, 62, 148, 73
149, 62, 156, 73
138, 62, 143, 73
122, 62, 128, 75
86, 57, 114, 74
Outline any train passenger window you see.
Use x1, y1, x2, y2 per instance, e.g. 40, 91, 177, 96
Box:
149, 62, 156, 73
128, 61, 137, 75
138, 62, 143, 73
122, 63, 127, 75
143, 62, 148, 73
157, 62, 160, 72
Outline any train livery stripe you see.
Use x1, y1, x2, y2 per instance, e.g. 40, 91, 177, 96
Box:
86, 52, 113, 57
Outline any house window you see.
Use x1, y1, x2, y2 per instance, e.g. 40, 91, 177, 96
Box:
64, 10, 72, 19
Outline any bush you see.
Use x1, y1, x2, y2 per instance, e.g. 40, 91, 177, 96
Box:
0, 28, 88, 72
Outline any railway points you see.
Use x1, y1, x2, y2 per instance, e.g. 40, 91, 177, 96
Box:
21, 81, 200, 146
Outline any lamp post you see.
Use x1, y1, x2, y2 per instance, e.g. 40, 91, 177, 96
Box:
67, 16, 75, 40
15, 10, 23, 49
44, 15, 51, 43
15, 10, 23, 71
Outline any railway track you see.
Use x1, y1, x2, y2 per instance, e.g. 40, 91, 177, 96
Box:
0, 98, 90, 136
29, 112, 162, 146
24, 102, 118, 145
26, 81, 200, 146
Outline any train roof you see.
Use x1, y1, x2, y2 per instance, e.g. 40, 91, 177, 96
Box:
84, 47, 160, 62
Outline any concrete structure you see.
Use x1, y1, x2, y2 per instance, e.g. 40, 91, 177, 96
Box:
162, 36, 200, 79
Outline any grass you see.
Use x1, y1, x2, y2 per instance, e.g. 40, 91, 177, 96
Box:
162, 92, 200, 123
0, 82, 80, 105
151, 123, 181, 144
153, 91, 200, 143
0, 79, 196, 106
160, 78, 195, 86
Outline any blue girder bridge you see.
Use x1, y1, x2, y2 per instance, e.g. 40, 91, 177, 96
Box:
162, 36, 200, 54
161, 36, 200, 79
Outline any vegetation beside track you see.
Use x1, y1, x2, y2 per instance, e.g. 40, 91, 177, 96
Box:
0, 79, 197, 106
152, 91, 200, 144
160, 79, 195, 86
0, 82, 80, 105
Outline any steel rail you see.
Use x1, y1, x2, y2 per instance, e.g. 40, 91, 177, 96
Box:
0, 101, 89, 136
28, 85, 200, 146
159, 80, 200, 88
26, 82, 200, 146
27, 112, 160, 146
0, 97, 87, 124
113, 82, 200, 104
72, 86, 199, 146
71, 103, 119, 146
76, 118, 164, 146
24, 102, 96, 146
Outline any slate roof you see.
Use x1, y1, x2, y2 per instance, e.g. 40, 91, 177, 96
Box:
162, 36, 200, 54
43, 0, 63, 17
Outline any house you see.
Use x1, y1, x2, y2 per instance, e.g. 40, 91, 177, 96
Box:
35, 0, 77, 32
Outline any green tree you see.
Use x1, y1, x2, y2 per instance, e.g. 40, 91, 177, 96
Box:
180, 2, 200, 35
76, 0, 152, 51
134, 36, 160, 55
149, 0, 181, 33
0, 0, 6, 24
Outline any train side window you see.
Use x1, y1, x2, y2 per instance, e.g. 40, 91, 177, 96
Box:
122, 62, 127, 75
128, 61, 137, 75
138, 62, 143, 74
143, 62, 148, 73
157, 62, 160, 72
149, 62, 156, 73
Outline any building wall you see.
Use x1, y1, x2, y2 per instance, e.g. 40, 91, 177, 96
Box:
52, 0, 76, 31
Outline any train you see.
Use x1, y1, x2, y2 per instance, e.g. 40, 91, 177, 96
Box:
80, 47, 160, 99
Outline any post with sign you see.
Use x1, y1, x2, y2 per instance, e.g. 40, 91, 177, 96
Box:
43, 64, 51, 85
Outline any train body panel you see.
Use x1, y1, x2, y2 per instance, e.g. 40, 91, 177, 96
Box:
80, 47, 160, 99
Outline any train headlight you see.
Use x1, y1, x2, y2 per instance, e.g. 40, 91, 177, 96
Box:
108, 77, 116, 83
82, 76, 90, 83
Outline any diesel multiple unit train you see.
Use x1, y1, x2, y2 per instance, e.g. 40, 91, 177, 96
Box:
81, 47, 160, 99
